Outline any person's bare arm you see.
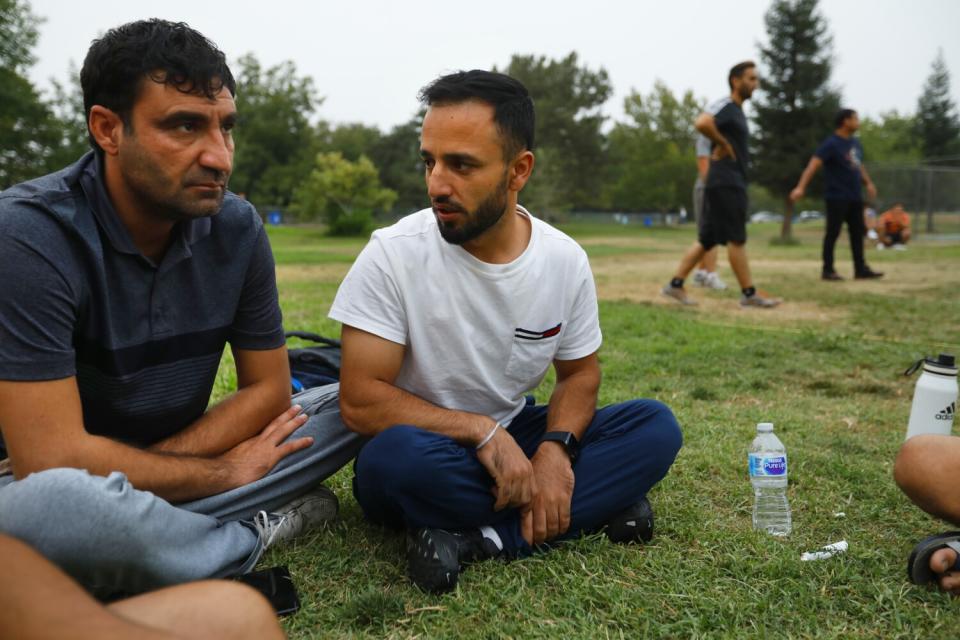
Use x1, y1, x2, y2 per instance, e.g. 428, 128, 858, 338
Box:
150, 346, 291, 457
696, 156, 710, 181
790, 156, 823, 201
0, 377, 312, 502
0, 534, 285, 640
695, 112, 735, 160
860, 164, 877, 202
338, 324, 536, 511
0, 534, 181, 640
525, 353, 601, 545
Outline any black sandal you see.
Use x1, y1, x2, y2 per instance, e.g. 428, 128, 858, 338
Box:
908, 531, 960, 585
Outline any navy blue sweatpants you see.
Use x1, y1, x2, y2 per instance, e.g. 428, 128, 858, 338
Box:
352, 398, 682, 555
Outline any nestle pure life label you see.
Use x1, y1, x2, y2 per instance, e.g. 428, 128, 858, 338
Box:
749, 454, 787, 477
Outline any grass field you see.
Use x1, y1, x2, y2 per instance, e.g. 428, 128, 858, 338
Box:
214, 219, 960, 639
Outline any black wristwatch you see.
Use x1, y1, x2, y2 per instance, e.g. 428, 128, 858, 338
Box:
540, 431, 579, 463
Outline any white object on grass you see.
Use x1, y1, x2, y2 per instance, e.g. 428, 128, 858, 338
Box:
800, 540, 848, 561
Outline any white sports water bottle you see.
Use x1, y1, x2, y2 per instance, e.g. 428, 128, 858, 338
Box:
904, 354, 958, 440
749, 422, 791, 536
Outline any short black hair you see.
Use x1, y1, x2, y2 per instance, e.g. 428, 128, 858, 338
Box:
418, 70, 534, 159
80, 19, 236, 151
728, 61, 756, 90
835, 108, 858, 128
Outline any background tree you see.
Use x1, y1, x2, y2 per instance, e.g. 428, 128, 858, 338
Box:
230, 54, 322, 208
915, 50, 960, 164
45, 61, 89, 168
0, 0, 61, 188
290, 152, 396, 235
858, 111, 921, 164
500, 52, 612, 214
367, 116, 426, 216
752, 0, 841, 241
604, 81, 703, 212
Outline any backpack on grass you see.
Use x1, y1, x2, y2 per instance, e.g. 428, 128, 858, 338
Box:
286, 331, 341, 393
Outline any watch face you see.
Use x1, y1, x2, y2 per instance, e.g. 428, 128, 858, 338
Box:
544, 432, 578, 461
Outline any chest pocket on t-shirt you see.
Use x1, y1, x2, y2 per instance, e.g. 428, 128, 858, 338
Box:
505, 322, 562, 385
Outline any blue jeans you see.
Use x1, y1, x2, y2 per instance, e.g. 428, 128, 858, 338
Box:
353, 399, 682, 555
0, 384, 364, 596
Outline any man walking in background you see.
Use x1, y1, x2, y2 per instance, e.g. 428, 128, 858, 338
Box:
662, 61, 780, 308
790, 108, 884, 280
691, 134, 727, 290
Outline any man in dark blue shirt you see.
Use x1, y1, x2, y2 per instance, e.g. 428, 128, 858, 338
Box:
0, 19, 362, 596
662, 61, 781, 308
790, 109, 883, 280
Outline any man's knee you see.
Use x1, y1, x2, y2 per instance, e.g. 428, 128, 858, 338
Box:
608, 399, 683, 458
894, 436, 934, 494
0, 468, 129, 539
355, 426, 456, 491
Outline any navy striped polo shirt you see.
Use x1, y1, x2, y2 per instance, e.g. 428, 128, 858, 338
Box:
0, 152, 285, 447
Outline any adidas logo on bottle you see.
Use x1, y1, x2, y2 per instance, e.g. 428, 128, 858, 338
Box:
936, 401, 956, 421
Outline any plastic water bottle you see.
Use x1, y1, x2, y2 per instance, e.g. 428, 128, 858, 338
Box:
749, 422, 791, 536
904, 354, 958, 440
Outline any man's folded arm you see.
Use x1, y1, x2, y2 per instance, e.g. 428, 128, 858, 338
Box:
149, 345, 291, 457
0, 376, 308, 503
337, 324, 493, 446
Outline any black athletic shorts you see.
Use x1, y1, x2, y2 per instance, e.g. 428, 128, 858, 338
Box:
699, 186, 747, 250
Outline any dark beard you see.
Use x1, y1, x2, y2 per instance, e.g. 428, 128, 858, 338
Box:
436, 178, 509, 245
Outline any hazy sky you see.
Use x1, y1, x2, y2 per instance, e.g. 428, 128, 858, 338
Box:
26, 0, 960, 130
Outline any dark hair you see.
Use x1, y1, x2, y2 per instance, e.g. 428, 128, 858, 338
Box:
835, 108, 857, 128
418, 70, 534, 159
80, 19, 236, 150
728, 61, 756, 90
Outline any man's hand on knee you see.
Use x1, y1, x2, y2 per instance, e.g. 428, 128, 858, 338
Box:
526, 445, 575, 545
217, 404, 313, 486
476, 425, 537, 512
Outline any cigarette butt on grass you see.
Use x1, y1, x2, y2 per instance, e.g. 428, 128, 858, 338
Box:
800, 540, 848, 562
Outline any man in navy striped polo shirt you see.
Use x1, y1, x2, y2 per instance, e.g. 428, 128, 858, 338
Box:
0, 20, 362, 596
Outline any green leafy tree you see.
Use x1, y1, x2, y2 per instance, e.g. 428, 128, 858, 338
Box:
500, 52, 612, 213
858, 111, 921, 164
915, 50, 960, 163
45, 62, 89, 168
367, 116, 427, 216
0, 0, 61, 187
604, 81, 703, 211
290, 152, 397, 235
752, 0, 841, 240
321, 122, 382, 161
230, 54, 322, 208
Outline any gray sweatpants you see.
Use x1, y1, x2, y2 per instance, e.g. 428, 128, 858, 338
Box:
0, 384, 363, 597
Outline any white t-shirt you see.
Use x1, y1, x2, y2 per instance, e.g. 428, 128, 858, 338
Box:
329, 205, 602, 427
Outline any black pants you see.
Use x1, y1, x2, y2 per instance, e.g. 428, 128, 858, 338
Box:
823, 199, 866, 275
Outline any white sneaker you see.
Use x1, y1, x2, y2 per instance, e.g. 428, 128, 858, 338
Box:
253, 485, 339, 550
876, 243, 885, 250
704, 272, 728, 290
893, 244, 907, 251
867, 229, 878, 240
692, 269, 708, 287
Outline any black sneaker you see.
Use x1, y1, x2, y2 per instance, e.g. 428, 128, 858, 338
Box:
855, 268, 884, 280
605, 498, 654, 544
821, 271, 844, 281
405, 527, 499, 593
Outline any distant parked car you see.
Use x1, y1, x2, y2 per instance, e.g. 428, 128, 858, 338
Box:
797, 210, 824, 222
749, 211, 783, 223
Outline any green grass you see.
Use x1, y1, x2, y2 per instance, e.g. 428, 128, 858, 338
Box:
214, 220, 959, 638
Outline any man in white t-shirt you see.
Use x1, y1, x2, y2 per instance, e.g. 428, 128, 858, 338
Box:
329, 70, 682, 593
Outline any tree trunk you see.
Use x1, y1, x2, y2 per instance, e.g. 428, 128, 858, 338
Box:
780, 195, 795, 240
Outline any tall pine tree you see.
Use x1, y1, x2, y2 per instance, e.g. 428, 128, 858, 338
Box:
752, 0, 841, 241
915, 50, 960, 163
